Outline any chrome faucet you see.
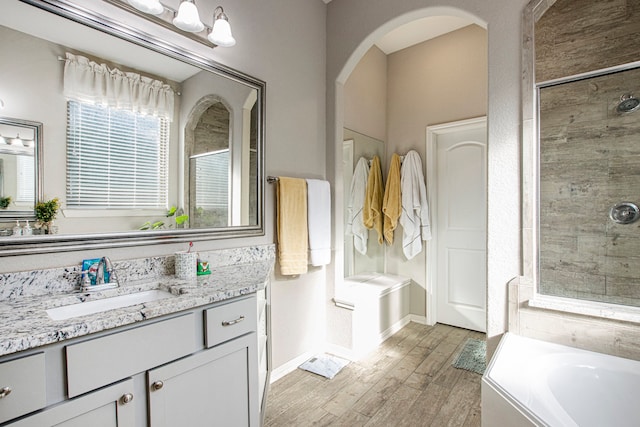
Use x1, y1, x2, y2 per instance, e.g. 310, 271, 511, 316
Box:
96, 256, 114, 285
82, 257, 120, 292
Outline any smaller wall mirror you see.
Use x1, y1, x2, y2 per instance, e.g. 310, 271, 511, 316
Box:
0, 117, 41, 222
343, 128, 384, 278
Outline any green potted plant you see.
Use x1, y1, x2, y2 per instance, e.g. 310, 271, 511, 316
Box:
34, 197, 60, 234
139, 206, 189, 230
0, 196, 11, 210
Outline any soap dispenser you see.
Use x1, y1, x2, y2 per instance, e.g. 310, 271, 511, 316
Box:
23, 220, 33, 236
12, 220, 22, 237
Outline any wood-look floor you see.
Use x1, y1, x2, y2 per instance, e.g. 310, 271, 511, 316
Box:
264, 322, 485, 427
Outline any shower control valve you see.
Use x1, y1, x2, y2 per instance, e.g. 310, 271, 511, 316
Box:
609, 202, 640, 225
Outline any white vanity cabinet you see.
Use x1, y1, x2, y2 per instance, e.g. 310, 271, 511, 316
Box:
0, 293, 266, 427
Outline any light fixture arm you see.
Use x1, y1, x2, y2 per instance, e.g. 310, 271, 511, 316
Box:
213, 6, 228, 21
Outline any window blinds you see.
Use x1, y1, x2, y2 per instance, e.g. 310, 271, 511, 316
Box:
66, 101, 169, 209
16, 155, 35, 203
194, 150, 229, 210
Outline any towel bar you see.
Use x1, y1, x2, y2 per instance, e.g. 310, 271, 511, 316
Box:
267, 176, 279, 183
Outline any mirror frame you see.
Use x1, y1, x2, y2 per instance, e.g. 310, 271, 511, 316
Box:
0, 116, 42, 223
0, 0, 265, 256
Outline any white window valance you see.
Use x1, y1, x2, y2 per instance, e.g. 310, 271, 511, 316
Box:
63, 52, 175, 121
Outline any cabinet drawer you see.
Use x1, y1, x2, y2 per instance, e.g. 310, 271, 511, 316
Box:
0, 353, 46, 424
205, 296, 256, 348
66, 313, 197, 398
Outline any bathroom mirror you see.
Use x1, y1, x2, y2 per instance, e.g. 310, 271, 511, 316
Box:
0, 0, 264, 255
527, 0, 640, 306
343, 129, 384, 278
0, 117, 42, 222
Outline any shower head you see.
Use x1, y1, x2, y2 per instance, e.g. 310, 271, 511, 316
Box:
617, 93, 640, 113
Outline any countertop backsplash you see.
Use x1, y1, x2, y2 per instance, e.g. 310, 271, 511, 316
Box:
0, 244, 275, 302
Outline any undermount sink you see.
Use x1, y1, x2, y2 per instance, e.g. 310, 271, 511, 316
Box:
46, 289, 176, 321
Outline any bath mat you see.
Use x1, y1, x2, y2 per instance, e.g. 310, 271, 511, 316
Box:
452, 338, 486, 375
299, 354, 350, 379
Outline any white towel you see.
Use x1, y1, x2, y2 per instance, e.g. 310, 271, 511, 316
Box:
400, 150, 431, 260
306, 179, 331, 266
347, 157, 370, 255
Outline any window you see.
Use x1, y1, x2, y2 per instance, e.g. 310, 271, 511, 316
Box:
66, 101, 169, 209
192, 150, 229, 227
16, 155, 35, 204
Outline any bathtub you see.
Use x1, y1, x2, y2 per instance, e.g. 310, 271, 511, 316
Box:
482, 333, 640, 427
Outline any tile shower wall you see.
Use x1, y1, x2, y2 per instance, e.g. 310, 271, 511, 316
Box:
535, 0, 640, 305
539, 68, 640, 304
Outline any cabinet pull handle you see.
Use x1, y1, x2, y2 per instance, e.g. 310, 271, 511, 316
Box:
120, 393, 134, 405
222, 315, 245, 326
0, 387, 11, 399
152, 381, 164, 391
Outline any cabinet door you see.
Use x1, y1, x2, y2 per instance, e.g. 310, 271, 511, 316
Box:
148, 333, 258, 427
7, 379, 135, 427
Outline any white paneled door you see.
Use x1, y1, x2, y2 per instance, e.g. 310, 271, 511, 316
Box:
426, 117, 487, 332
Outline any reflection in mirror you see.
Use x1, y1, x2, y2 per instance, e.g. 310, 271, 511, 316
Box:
533, 0, 640, 306
0, 117, 41, 221
0, 0, 264, 254
189, 100, 232, 228
343, 129, 384, 278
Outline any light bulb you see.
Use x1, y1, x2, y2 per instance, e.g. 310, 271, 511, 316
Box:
10, 134, 23, 146
127, 0, 164, 15
173, 0, 204, 33
208, 17, 236, 47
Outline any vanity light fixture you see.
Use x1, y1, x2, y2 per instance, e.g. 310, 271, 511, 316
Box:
208, 7, 236, 47
108, 0, 235, 47
10, 134, 23, 146
0, 135, 6, 145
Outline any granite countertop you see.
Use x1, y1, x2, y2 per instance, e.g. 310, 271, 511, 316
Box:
0, 260, 273, 357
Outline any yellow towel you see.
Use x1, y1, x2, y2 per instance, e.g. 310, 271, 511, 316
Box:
363, 155, 384, 244
277, 177, 308, 275
383, 153, 401, 245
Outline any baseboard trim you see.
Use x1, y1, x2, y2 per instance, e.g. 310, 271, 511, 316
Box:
409, 314, 428, 325
269, 350, 317, 384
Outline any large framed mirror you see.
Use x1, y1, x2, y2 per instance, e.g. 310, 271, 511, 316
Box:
525, 0, 640, 307
0, 0, 265, 255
